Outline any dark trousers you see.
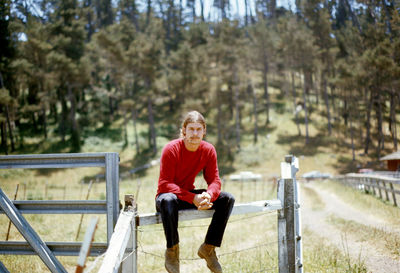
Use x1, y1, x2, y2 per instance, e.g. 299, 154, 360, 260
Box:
156, 190, 235, 248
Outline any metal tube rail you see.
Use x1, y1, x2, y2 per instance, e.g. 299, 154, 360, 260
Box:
0, 200, 107, 214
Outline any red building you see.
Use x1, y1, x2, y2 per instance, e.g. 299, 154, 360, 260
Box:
380, 151, 400, 171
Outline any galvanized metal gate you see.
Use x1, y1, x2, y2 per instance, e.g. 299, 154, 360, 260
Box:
0, 153, 120, 273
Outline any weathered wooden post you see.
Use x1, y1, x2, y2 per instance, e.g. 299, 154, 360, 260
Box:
389, 182, 397, 206
121, 195, 138, 273
278, 155, 302, 273
377, 179, 383, 199
98, 195, 136, 273
382, 180, 389, 201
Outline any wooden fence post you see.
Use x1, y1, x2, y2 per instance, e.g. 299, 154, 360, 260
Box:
278, 155, 300, 273
382, 181, 389, 201
390, 183, 397, 206
377, 180, 383, 199
121, 194, 138, 273
98, 195, 136, 273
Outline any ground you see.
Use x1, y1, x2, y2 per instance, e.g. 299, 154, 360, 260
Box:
301, 181, 400, 273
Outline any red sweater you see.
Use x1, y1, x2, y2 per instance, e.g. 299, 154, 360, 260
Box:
157, 139, 221, 203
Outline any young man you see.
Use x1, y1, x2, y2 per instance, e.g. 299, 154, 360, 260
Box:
156, 111, 235, 273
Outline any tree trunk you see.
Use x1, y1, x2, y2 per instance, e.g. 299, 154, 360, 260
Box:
322, 71, 332, 135
42, 107, 47, 139
146, 0, 152, 27
382, 0, 393, 42
199, 0, 204, 21
179, 0, 183, 26
349, 108, 355, 161
263, 57, 270, 125
123, 110, 128, 147
302, 73, 310, 144
364, 89, 373, 154
244, 0, 249, 26
389, 92, 398, 150
1, 121, 8, 155
132, 108, 140, 154
291, 72, 301, 136
217, 89, 223, 145
234, 70, 240, 149
249, 78, 258, 144
147, 96, 157, 155
5, 105, 15, 151
60, 89, 68, 142
376, 91, 384, 158
68, 84, 80, 151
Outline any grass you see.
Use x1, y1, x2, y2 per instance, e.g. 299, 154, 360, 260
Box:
328, 214, 400, 257
302, 228, 368, 273
300, 184, 325, 210
315, 180, 400, 227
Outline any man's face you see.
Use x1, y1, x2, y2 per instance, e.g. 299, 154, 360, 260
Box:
183, 122, 206, 145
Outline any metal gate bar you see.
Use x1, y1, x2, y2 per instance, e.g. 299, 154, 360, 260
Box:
0, 188, 67, 273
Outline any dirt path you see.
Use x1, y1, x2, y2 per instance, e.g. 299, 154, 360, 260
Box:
301, 182, 400, 273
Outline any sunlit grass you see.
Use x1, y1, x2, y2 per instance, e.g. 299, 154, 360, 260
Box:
315, 180, 400, 227
300, 184, 325, 210
327, 214, 400, 258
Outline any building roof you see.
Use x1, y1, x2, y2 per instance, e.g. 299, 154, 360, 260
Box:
380, 151, 400, 161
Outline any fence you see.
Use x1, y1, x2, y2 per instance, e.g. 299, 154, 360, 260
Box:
98, 155, 303, 273
0, 153, 120, 272
337, 173, 400, 207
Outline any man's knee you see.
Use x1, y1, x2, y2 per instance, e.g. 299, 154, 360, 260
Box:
157, 193, 179, 212
218, 192, 235, 207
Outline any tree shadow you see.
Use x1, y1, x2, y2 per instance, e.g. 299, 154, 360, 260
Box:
276, 132, 344, 157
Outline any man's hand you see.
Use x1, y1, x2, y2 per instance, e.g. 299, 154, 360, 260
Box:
193, 192, 213, 210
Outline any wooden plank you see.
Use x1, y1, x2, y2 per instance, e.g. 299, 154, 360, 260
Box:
98, 210, 135, 273
138, 199, 282, 226
76, 217, 98, 273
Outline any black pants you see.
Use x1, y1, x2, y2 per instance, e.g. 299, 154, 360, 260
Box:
156, 189, 235, 248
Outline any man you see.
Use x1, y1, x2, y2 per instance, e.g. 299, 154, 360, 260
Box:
156, 111, 235, 273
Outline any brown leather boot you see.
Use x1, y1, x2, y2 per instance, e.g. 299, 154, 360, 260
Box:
197, 243, 222, 273
165, 244, 179, 273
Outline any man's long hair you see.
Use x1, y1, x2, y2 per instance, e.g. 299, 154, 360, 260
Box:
179, 111, 206, 138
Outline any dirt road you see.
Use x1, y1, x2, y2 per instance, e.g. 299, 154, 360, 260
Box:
301, 181, 400, 273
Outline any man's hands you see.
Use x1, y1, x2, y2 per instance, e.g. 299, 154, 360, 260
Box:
193, 192, 213, 210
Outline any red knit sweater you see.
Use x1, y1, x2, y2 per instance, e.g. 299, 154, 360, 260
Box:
157, 138, 221, 203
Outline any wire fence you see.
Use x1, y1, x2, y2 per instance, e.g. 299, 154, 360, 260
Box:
133, 204, 297, 272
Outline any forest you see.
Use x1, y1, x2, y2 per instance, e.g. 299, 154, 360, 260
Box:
0, 0, 399, 165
